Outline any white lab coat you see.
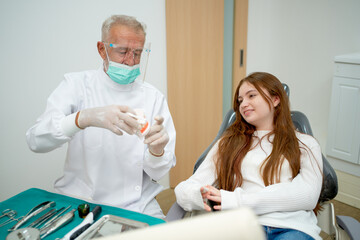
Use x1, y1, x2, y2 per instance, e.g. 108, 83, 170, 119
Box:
26, 67, 176, 218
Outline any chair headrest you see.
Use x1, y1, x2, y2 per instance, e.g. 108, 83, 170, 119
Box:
282, 83, 290, 97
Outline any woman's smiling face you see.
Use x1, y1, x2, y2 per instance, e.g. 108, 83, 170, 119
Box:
238, 81, 279, 130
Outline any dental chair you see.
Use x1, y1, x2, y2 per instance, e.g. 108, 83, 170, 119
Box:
166, 84, 360, 240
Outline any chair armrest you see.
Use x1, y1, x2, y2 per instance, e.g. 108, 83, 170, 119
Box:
336, 215, 360, 240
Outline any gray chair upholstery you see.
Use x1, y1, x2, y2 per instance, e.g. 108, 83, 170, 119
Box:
193, 109, 236, 173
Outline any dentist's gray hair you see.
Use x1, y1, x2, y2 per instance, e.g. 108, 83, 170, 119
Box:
101, 15, 146, 41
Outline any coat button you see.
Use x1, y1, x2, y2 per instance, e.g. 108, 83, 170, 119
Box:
135, 186, 141, 191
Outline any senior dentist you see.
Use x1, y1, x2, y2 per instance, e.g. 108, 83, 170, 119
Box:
26, 15, 176, 218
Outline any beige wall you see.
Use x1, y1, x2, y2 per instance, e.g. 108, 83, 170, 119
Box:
246, 0, 360, 208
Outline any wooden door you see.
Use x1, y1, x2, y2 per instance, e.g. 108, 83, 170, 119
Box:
166, 0, 224, 187
232, 0, 248, 95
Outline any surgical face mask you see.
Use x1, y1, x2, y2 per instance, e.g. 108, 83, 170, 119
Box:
104, 45, 141, 85
107, 61, 140, 85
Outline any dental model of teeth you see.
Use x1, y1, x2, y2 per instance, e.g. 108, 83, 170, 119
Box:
128, 109, 150, 138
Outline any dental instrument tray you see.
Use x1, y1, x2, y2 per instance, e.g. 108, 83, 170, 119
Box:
76, 214, 149, 239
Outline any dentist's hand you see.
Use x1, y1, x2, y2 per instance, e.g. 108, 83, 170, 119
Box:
78, 105, 140, 135
144, 116, 169, 156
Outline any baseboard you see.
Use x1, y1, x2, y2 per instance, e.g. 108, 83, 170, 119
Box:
334, 170, 360, 209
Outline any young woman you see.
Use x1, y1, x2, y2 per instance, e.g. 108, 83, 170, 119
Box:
175, 72, 323, 240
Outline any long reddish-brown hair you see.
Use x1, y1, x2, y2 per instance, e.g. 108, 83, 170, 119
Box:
215, 72, 301, 190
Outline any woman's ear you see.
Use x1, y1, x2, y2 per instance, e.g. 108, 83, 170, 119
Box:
273, 95, 280, 107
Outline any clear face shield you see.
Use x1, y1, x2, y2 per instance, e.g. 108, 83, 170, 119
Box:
103, 42, 151, 84
138, 42, 151, 83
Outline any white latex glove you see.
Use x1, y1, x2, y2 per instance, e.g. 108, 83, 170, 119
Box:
144, 116, 169, 156
78, 105, 140, 135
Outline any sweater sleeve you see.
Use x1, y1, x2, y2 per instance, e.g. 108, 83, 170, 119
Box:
174, 142, 219, 211
221, 136, 323, 215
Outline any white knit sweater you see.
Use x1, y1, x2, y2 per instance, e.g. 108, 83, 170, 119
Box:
175, 130, 323, 240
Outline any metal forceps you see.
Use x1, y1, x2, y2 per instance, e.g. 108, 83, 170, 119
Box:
0, 209, 16, 220
0, 209, 19, 228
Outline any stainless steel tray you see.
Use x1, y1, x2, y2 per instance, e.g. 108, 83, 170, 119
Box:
77, 214, 149, 239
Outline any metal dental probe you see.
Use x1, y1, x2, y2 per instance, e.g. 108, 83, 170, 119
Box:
40, 209, 76, 239
40, 205, 71, 230
29, 208, 60, 228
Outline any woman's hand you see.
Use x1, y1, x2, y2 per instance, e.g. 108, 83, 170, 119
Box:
200, 185, 222, 212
